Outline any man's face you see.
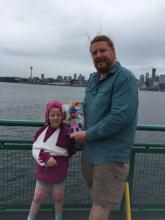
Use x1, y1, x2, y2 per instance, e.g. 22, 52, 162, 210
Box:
90, 41, 116, 74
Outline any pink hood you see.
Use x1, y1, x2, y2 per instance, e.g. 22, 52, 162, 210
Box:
45, 100, 66, 123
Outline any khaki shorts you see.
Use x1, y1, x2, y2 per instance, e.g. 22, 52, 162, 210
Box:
81, 158, 129, 207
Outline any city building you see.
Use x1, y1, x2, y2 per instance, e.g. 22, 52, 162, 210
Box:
139, 68, 165, 91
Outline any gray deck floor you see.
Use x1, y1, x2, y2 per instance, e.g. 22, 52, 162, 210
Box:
1, 212, 165, 220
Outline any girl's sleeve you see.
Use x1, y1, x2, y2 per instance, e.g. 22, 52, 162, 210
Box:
32, 126, 51, 165
34, 126, 46, 141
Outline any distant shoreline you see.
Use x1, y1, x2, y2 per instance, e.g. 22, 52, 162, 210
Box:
0, 81, 86, 88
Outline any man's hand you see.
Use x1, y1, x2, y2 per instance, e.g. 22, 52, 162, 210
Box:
69, 100, 80, 108
70, 131, 87, 142
47, 157, 57, 167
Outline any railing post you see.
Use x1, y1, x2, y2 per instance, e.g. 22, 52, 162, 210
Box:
124, 182, 132, 220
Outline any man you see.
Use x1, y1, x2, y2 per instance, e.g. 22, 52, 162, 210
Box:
70, 35, 138, 220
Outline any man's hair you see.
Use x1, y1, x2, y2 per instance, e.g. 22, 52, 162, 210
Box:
90, 35, 114, 51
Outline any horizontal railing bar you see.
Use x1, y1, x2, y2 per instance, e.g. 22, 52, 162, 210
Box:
1, 141, 165, 148
1, 119, 165, 131
0, 144, 32, 150
137, 124, 165, 131
1, 206, 165, 214
0, 141, 164, 147
0, 119, 44, 127
134, 143, 165, 147
1, 145, 165, 151
0, 140, 33, 143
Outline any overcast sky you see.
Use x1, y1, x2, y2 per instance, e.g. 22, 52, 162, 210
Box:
0, 0, 164, 79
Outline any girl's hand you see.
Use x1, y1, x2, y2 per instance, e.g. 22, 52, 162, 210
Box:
47, 157, 57, 167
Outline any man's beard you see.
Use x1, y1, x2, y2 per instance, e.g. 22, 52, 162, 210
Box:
95, 61, 111, 74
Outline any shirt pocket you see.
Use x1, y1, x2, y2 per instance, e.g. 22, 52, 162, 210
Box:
92, 90, 111, 110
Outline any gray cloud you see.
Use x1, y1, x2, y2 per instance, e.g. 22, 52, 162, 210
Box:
0, 0, 165, 79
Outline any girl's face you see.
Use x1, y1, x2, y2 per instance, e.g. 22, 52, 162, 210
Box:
48, 107, 63, 128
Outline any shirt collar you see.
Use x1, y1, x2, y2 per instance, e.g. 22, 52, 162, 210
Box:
110, 61, 121, 75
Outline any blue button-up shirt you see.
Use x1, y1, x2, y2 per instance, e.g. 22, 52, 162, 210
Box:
83, 62, 139, 164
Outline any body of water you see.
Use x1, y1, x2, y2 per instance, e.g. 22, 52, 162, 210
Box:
1, 82, 165, 143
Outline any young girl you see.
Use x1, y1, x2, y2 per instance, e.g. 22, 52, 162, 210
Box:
27, 100, 76, 220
